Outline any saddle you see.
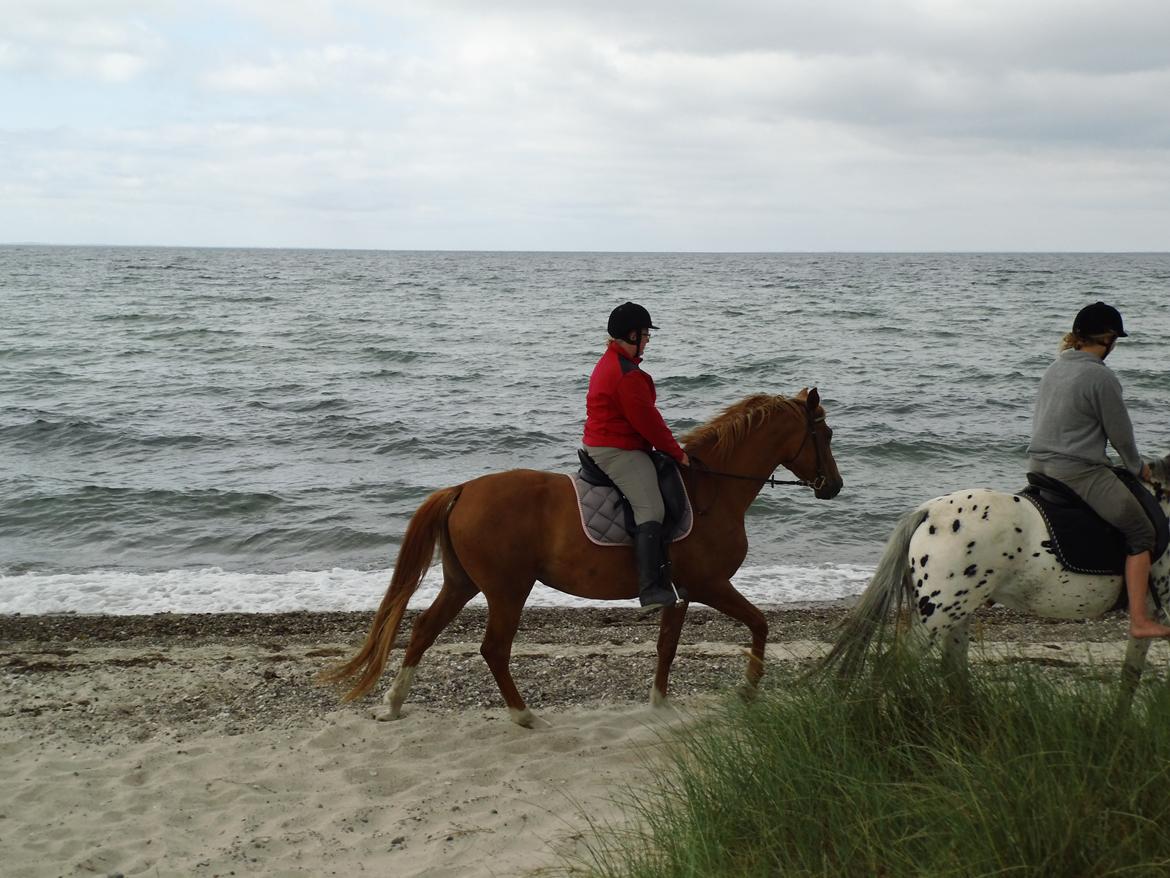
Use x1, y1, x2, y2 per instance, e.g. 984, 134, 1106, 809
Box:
570, 449, 693, 546
1018, 468, 1169, 576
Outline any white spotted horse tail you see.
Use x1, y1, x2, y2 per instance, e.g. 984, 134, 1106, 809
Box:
817, 507, 930, 680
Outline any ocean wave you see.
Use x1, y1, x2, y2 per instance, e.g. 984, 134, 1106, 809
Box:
360, 347, 428, 363
0, 419, 227, 454
249, 397, 350, 413
2, 486, 285, 532
657, 373, 727, 390
93, 312, 173, 323
142, 327, 245, 342
217, 525, 390, 556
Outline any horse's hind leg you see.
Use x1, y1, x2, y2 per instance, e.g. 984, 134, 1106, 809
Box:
699, 580, 768, 699
480, 585, 537, 727
939, 617, 972, 693
652, 603, 688, 707
381, 573, 478, 719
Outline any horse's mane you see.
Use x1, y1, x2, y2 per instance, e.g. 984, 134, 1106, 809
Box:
681, 393, 805, 452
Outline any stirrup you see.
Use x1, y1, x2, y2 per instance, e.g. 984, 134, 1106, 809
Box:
637, 583, 682, 616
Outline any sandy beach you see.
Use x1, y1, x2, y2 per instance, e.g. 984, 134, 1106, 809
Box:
0, 605, 1151, 878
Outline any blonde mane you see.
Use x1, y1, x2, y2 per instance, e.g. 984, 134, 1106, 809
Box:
681, 394, 805, 452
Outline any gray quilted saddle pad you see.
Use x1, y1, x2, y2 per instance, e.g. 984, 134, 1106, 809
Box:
567, 474, 694, 546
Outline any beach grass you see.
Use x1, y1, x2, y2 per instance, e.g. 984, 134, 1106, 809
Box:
569, 661, 1170, 877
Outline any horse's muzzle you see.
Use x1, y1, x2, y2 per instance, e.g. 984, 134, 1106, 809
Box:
814, 477, 843, 500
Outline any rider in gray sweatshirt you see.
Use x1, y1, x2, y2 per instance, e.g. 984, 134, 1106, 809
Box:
1027, 302, 1165, 638
1028, 349, 1144, 479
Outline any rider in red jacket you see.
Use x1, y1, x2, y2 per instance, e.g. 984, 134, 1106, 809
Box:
582, 302, 689, 612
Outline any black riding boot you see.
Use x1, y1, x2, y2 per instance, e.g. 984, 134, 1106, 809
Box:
634, 521, 678, 611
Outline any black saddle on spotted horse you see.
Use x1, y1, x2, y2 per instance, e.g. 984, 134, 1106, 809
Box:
1018, 469, 1168, 582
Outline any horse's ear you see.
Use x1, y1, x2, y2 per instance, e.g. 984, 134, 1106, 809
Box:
805, 387, 820, 410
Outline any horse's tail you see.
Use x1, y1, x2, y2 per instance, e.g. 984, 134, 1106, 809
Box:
815, 506, 928, 680
319, 485, 463, 701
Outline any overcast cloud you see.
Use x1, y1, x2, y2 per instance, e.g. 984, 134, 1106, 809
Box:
2, 0, 1168, 250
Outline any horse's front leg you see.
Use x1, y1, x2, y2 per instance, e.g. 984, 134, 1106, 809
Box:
940, 618, 971, 680
652, 602, 688, 707
1117, 634, 1152, 717
699, 580, 768, 699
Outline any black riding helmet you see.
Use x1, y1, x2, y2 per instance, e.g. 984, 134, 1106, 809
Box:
1073, 301, 1128, 338
607, 302, 658, 340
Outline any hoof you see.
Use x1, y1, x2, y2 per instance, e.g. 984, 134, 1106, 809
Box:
509, 707, 537, 728
371, 707, 403, 722
736, 682, 760, 703
650, 685, 670, 709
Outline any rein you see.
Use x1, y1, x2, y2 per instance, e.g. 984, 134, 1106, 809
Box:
687, 413, 830, 494
688, 458, 816, 489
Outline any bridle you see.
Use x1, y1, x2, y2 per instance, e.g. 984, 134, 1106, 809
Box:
688, 408, 831, 496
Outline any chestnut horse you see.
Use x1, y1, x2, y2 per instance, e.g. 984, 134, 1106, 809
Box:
322, 388, 843, 726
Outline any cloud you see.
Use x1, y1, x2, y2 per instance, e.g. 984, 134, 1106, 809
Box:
2, 0, 1169, 248
0, 2, 165, 82
203, 44, 398, 94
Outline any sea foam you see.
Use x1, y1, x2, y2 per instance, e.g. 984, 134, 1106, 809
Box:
0, 564, 872, 616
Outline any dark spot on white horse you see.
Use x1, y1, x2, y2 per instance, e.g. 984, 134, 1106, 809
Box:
929, 525, 937, 534
1033, 552, 1041, 557
982, 508, 990, 520
916, 578, 923, 589
930, 590, 940, 597
918, 596, 936, 618
955, 589, 969, 596
1013, 496, 1020, 502
923, 573, 929, 581
964, 564, 978, 577
952, 520, 961, 533
958, 507, 964, 513
920, 554, 929, 567
977, 579, 988, 587
967, 494, 973, 499
985, 569, 994, 575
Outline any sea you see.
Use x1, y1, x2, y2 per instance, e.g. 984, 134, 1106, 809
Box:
2, 247, 1168, 615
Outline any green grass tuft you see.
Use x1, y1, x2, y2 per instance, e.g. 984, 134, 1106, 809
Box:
569, 663, 1170, 878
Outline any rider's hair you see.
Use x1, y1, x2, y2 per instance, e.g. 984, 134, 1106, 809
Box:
1059, 330, 1116, 352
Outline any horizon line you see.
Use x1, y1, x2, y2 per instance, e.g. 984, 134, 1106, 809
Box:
3, 242, 1169, 256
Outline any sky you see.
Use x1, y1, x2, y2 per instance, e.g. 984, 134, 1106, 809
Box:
2, 0, 1169, 251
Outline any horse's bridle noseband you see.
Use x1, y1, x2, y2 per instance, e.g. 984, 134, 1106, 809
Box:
688, 408, 831, 493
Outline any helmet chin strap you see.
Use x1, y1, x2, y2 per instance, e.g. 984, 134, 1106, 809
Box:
630, 330, 647, 358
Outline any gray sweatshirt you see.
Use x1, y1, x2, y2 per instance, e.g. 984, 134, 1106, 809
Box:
1027, 349, 1142, 476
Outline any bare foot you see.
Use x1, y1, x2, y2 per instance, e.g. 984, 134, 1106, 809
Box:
1129, 619, 1170, 639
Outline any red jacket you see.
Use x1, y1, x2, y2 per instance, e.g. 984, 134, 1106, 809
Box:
582, 342, 685, 462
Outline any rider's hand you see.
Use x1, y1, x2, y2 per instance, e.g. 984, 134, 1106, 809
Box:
1141, 463, 1153, 482
680, 452, 690, 467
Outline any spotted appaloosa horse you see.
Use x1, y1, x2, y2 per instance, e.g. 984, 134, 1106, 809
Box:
321, 389, 842, 727
821, 456, 1170, 706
